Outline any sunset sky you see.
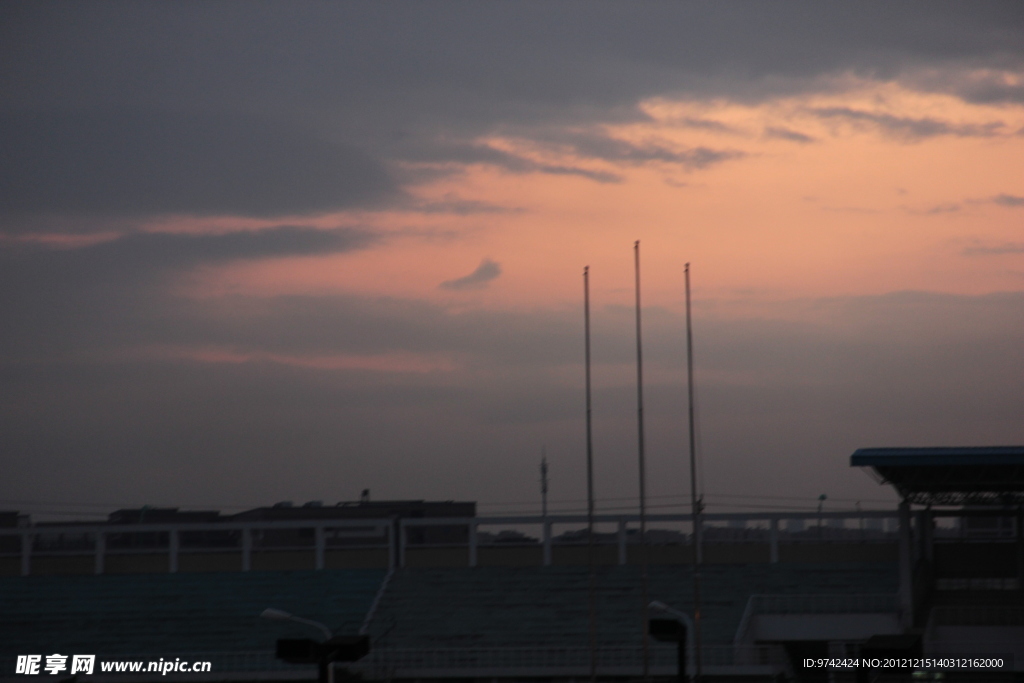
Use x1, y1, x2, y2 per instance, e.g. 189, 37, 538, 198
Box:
2, 2, 1023, 520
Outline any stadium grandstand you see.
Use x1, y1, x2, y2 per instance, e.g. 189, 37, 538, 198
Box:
2, 447, 1024, 682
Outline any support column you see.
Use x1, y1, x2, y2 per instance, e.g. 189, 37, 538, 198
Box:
769, 518, 779, 564
468, 522, 477, 568
898, 500, 913, 628
1016, 507, 1023, 588
94, 532, 105, 575
169, 530, 179, 573
315, 526, 326, 570
922, 510, 934, 564
913, 510, 928, 564
242, 528, 252, 572
543, 521, 552, 566
21, 532, 31, 577
618, 520, 627, 566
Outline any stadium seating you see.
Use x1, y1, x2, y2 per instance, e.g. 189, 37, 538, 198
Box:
0, 569, 385, 656
366, 563, 898, 649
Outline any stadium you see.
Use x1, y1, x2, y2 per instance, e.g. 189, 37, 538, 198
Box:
3, 447, 1024, 683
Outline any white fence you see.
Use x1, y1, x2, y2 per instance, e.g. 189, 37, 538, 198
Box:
0, 511, 901, 576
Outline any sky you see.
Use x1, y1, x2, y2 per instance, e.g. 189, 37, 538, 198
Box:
2, 2, 1023, 521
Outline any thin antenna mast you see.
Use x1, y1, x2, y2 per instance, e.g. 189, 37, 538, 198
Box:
634, 241, 650, 680
584, 266, 597, 682
686, 262, 703, 681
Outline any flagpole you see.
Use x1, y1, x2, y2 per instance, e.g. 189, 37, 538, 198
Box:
584, 265, 597, 682
685, 262, 703, 681
634, 241, 650, 680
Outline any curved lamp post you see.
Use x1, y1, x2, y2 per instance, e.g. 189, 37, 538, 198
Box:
261, 607, 333, 641
262, 608, 336, 683
649, 601, 696, 683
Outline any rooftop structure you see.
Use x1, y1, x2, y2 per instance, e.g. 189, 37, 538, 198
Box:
852, 446, 1024, 505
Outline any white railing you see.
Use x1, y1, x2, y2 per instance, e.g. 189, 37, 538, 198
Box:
734, 593, 899, 647
0, 511, 900, 576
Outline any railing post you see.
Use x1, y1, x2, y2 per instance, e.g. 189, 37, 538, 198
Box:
542, 521, 552, 566
769, 517, 779, 564
241, 528, 252, 572
95, 531, 105, 575
169, 529, 179, 573
618, 520, 627, 565
21, 532, 31, 577
898, 501, 913, 628
315, 526, 326, 570
468, 521, 477, 568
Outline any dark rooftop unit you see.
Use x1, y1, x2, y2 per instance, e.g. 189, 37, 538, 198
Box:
230, 500, 475, 522
852, 446, 1024, 505
108, 508, 222, 524
231, 500, 476, 547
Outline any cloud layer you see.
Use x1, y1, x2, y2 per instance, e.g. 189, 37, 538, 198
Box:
0, 110, 396, 220
1, 2, 1023, 518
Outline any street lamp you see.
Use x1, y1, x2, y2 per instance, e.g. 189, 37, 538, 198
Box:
261, 608, 368, 683
648, 601, 696, 683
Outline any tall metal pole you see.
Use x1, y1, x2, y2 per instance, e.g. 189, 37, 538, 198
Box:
634, 241, 650, 680
685, 263, 703, 681
584, 266, 597, 682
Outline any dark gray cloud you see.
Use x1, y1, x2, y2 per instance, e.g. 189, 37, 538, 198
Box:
677, 117, 740, 134
763, 126, 817, 144
0, 110, 397, 220
439, 259, 503, 291
1, 2, 1020, 217
396, 141, 624, 184
535, 165, 622, 183
907, 68, 1024, 105
1, 226, 376, 288
4, 3, 1021, 117
397, 139, 622, 184
916, 203, 962, 215
405, 195, 525, 216
993, 193, 1024, 207
559, 133, 746, 170
809, 106, 1008, 140
962, 241, 1024, 256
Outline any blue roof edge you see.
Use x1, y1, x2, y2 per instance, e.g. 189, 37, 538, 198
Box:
851, 446, 1024, 468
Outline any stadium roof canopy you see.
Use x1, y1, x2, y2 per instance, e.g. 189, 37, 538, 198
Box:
851, 446, 1024, 506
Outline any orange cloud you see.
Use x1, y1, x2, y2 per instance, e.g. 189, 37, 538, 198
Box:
183, 82, 1023, 316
